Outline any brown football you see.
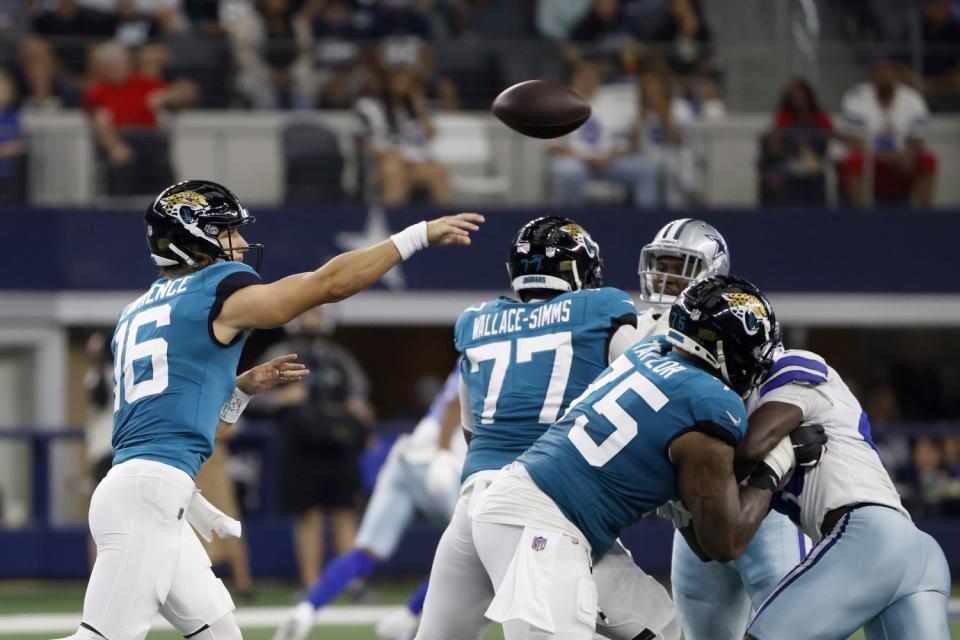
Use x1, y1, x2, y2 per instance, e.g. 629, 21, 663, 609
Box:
491, 80, 591, 139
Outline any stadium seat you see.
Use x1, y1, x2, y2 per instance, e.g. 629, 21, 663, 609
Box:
281, 121, 346, 204
429, 115, 510, 205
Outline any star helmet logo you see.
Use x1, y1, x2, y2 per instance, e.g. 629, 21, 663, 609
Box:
705, 233, 727, 257
162, 191, 210, 225
722, 292, 769, 336
561, 223, 598, 258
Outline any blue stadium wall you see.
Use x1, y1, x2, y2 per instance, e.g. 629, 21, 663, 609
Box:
2, 204, 960, 579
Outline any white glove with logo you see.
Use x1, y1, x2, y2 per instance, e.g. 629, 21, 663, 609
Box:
186, 490, 242, 542
425, 449, 462, 499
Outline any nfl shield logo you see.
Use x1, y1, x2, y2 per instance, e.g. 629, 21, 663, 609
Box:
531, 536, 547, 551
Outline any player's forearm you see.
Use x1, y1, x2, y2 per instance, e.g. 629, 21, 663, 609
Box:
693, 485, 771, 563
735, 402, 803, 481
246, 241, 403, 328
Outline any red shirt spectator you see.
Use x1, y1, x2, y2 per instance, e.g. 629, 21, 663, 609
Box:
774, 78, 834, 132
84, 73, 166, 128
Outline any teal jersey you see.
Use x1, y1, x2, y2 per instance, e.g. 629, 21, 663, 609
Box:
110, 261, 260, 478
454, 287, 637, 482
519, 337, 748, 556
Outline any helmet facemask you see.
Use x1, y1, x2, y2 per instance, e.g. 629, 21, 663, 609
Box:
639, 247, 709, 307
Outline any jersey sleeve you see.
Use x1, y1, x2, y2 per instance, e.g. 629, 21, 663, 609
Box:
592, 288, 638, 359
754, 350, 831, 418
688, 384, 749, 446
204, 262, 262, 347
454, 301, 490, 353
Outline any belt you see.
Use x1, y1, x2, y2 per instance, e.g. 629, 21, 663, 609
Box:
819, 502, 898, 537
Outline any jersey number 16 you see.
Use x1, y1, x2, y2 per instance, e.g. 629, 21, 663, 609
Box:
112, 305, 171, 411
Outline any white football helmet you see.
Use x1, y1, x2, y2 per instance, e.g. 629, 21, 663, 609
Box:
638, 218, 730, 307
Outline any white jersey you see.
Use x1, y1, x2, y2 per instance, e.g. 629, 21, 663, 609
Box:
746, 349, 908, 543
636, 308, 670, 339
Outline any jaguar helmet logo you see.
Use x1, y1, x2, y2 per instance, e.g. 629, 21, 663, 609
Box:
722, 292, 769, 336
561, 223, 598, 258
161, 191, 210, 224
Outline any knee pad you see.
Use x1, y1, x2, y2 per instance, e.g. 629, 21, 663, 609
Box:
186, 613, 243, 640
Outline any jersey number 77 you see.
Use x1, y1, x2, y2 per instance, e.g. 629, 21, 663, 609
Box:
465, 331, 573, 425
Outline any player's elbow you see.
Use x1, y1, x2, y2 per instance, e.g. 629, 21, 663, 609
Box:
699, 533, 744, 563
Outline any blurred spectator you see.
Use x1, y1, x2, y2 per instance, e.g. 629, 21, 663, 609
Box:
0, 69, 25, 202
294, 0, 373, 109
440, 0, 533, 39
369, 0, 432, 40
536, 0, 592, 39
228, 0, 313, 108
81, 331, 113, 564
569, 0, 634, 44
355, 63, 452, 206
908, 435, 957, 516
78, 0, 187, 34
112, 0, 163, 47
183, 0, 225, 35
921, 0, 960, 112
550, 61, 654, 208
838, 58, 937, 208
759, 78, 833, 207
263, 307, 375, 588
942, 436, 960, 478
644, 0, 712, 78
83, 41, 194, 195
31, 0, 115, 38
14, 37, 82, 109
637, 69, 700, 207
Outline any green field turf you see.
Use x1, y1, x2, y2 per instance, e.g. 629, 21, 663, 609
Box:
0, 579, 956, 639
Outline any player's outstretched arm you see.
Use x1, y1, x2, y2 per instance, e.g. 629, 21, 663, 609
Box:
215, 213, 484, 337
671, 432, 773, 563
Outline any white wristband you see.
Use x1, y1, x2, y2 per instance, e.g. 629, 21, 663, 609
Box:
220, 387, 252, 424
390, 221, 429, 261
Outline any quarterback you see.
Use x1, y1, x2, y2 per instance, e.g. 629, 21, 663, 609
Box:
57, 179, 483, 640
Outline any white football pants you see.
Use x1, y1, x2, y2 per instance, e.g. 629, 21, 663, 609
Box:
74, 459, 236, 640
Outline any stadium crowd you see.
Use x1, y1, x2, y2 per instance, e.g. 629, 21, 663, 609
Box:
0, 0, 954, 206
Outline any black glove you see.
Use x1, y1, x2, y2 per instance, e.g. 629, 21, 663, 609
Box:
791, 422, 827, 467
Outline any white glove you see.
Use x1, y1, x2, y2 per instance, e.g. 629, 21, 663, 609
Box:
747, 435, 796, 492
656, 499, 692, 529
425, 449, 462, 499
186, 490, 242, 542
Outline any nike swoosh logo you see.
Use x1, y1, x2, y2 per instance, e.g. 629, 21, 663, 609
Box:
725, 410, 742, 426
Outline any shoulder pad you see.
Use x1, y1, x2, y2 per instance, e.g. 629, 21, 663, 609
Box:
758, 349, 828, 397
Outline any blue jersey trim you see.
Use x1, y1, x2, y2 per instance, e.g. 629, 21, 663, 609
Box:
858, 411, 880, 455
769, 355, 827, 377
759, 370, 827, 397
752, 510, 850, 621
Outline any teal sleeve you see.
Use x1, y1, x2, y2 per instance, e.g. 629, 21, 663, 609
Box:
690, 385, 749, 445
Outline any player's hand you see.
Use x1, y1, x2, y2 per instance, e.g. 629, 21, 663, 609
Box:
236, 354, 310, 395
791, 422, 827, 468
657, 499, 692, 529
426, 213, 485, 247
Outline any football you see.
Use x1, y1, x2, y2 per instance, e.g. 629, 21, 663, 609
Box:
491, 79, 591, 139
